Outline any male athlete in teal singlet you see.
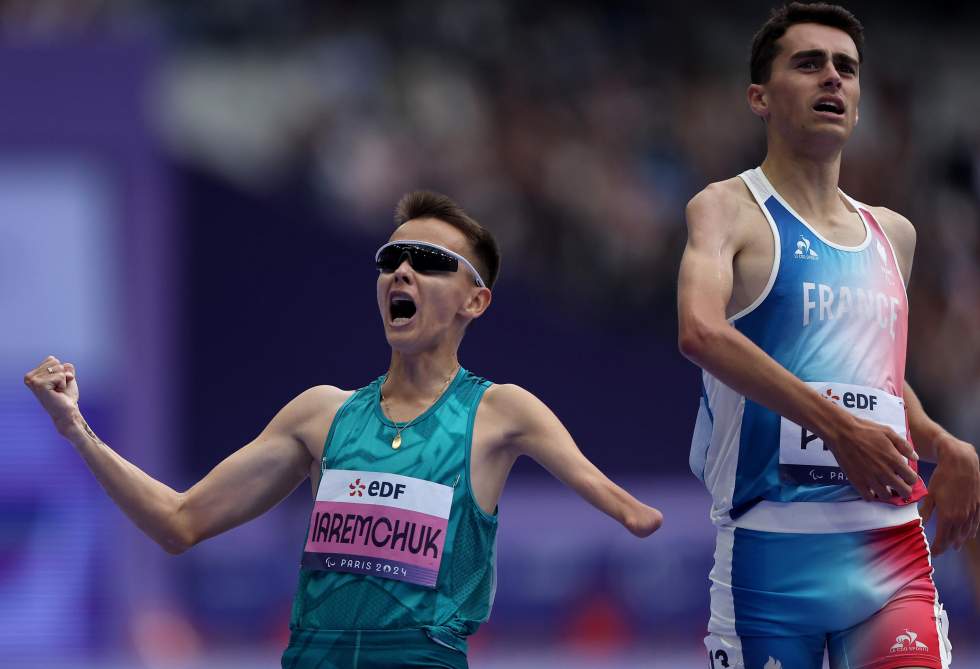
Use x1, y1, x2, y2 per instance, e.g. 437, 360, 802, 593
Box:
25, 190, 663, 668
678, 4, 980, 668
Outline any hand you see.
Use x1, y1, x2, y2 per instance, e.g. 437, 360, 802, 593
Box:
625, 504, 664, 538
825, 414, 919, 501
24, 355, 82, 436
920, 435, 980, 555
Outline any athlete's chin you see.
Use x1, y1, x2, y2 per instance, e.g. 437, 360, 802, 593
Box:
792, 125, 854, 155
384, 329, 431, 355
804, 119, 854, 139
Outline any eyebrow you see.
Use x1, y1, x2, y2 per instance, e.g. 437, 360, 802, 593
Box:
789, 49, 860, 69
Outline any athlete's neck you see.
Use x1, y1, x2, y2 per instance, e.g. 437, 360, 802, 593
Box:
382, 350, 460, 405
760, 147, 849, 222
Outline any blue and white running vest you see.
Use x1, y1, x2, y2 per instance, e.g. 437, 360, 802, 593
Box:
689, 167, 926, 533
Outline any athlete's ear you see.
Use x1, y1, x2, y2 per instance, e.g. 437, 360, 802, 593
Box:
462, 286, 492, 320
748, 84, 769, 120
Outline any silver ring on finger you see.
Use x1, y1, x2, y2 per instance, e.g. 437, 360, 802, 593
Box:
46, 366, 55, 373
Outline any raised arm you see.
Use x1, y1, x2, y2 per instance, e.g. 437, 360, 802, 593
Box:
904, 381, 980, 554
24, 356, 344, 554
678, 184, 918, 500
484, 383, 662, 538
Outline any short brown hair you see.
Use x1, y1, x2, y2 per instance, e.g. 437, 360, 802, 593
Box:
750, 2, 864, 84
394, 190, 501, 289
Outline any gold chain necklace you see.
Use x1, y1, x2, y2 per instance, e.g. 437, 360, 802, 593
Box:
380, 367, 458, 449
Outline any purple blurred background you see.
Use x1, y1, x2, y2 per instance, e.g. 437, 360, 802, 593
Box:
2, 1, 979, 667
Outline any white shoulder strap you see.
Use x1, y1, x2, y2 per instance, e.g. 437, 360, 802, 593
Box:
738, 167, 773, 208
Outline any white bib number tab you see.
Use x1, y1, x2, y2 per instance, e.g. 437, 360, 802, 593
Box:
778, 382, 906, 486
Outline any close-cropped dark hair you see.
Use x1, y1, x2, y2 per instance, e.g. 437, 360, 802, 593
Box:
750, 2, 864, 84
394, 190, 501, 289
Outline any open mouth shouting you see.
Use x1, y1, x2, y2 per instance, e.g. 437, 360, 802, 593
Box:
389, 291, 417, 326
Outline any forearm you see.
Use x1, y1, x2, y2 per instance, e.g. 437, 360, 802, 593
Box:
905, 382, 980, 552
522, 438, 648, 533
61, 410, 190, 554
682, 320, 853, 442
903, 382, 950, 462
559, 462, 655, 536
574, 470, 633, 527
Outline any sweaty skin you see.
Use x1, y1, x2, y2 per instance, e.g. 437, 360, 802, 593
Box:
24, 217, 663, 559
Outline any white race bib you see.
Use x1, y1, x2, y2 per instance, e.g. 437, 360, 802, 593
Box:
778, 382, 906, 486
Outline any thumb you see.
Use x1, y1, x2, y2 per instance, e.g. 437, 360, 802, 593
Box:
920, 495, 935, 525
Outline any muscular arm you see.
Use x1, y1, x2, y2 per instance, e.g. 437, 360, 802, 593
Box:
905, 381, 980, 553
678, 183, 918, 500
484, 384, 662, 537
904, 382, 952, 464
875, 206, 980, 550
25, 356, 344, 554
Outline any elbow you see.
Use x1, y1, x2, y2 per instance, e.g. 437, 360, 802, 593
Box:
159, 494, 198, 555
678, 317, 726, 365
161, 539, 190, 556
677, 328, 702, 361
160, 526, 197, 556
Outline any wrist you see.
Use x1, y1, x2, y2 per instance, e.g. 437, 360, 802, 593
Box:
54, 408, 87, 443
810, 398, 854, 447
935, 433, 976, 464
914, 421, 946, 461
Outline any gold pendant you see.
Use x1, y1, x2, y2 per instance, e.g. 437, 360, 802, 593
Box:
391, 433, 402, 449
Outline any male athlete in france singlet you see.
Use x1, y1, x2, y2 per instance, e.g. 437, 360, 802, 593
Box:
678, 4, 979, 668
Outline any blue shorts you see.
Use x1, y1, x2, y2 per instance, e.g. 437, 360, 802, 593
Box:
704, 520, 951, 669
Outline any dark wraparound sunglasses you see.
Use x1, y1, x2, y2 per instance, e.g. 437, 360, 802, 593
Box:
375, 240, 486, 288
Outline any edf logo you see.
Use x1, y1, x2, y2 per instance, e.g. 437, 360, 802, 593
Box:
368, 481, 406, 499
841, 391, 877, 411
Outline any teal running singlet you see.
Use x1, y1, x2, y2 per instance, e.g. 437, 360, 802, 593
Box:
286, 368, 497, 661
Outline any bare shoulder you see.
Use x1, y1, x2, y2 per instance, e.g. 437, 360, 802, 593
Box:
291, 385, 353, 417
478, 383, 547, 438
307, 384, 354, 405
867, 205, 916, 245
272, 385, 352, 464
481, 383, 540, 414
274, 385, 353, 438
480, 383, 528, 424
867, 205, 916, 280
685, 176, 759, 239
687, 177, 753, 218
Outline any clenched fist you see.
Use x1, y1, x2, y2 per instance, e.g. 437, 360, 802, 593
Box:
24, 355, 82, 436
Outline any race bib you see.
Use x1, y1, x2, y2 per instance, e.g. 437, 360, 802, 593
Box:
301, 469, 453, 588
779, 382, 906, 486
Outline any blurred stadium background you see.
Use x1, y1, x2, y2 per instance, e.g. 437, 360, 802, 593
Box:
2, 1, 979, 667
